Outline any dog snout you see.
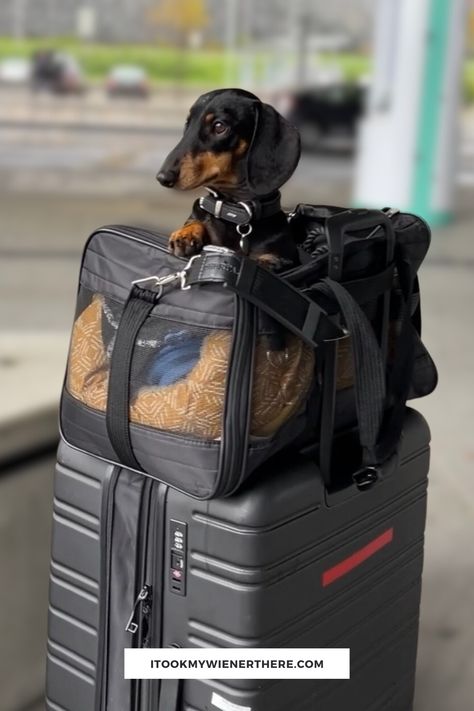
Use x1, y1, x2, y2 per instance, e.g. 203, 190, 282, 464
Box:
156, 168, 178, 188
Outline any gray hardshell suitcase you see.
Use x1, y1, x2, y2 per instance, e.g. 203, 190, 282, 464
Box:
46, 407, 430, 711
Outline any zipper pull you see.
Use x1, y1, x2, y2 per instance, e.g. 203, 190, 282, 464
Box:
125, 584, 152, 634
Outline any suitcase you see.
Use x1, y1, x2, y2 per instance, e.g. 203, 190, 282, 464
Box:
46, 407, 430, 711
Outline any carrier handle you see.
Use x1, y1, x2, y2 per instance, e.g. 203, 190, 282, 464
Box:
105, 285, 158, 471
325, 210, 396, 281
316, 278, 387, 471
183, 250, 345, 347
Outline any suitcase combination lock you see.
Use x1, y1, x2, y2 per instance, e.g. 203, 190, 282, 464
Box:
170, 520, 187, 596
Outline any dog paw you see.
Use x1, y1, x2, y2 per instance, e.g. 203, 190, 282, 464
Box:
169, 222, 206, 258
256, 253, 285, 271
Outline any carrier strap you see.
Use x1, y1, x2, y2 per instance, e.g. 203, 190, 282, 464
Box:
316, 278, 387, 468
185, 252, 344, 347
106, 285, 156, 471
185, 252, 389, 472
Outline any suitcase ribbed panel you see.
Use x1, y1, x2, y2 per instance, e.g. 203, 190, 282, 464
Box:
46, 449, 115, 711
46, 409, 430, 711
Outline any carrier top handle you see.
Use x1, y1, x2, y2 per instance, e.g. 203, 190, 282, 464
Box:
324, 209, 396, 281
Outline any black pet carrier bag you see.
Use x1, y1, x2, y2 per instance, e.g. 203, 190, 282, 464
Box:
60, 207, 437, 499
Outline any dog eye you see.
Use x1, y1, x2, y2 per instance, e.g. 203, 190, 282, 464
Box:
212, 121, 228, 135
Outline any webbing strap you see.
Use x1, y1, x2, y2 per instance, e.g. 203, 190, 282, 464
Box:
184, 251, 344, 346
318, 278, 387, 467
105, 286, 157, 470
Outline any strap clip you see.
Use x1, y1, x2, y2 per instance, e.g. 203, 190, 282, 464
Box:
353, 466, 379, 491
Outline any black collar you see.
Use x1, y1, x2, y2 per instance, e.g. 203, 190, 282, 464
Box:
198, 188, 282, 227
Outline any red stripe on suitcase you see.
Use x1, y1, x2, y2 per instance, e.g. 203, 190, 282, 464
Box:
322, 528, 394, 587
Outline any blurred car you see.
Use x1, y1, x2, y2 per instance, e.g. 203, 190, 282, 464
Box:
106, 65, 150, 98
287, 83, 366, 153
0, 57, 31, 85
31, 50, 86, 94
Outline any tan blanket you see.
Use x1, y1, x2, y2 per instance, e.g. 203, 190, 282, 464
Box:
67, 295, 319, 439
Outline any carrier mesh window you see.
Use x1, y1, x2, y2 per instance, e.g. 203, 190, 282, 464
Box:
66, 289, 321, 441
66, 288, 230, 440
249, 327, 315, 437
129, 315, 230, 440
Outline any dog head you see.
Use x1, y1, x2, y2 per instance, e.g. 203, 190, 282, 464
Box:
157, 88, 300, 197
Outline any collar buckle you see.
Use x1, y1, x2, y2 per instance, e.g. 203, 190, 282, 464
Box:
237, 201, 254, 221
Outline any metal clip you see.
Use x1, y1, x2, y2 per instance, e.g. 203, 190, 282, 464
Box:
237, 223, 253, 254
132, 272, 181, 288
179, 253, 201, 290
202, 245, 236, 255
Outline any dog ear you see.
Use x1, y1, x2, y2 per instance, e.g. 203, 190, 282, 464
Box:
246, 103, 301, 196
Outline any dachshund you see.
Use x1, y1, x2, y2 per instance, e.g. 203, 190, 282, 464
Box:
157, 88, 301, 271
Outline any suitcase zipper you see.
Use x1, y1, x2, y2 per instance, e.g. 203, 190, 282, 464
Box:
125, 584, 152, 636
95, 465, 121, 711
129, 477, 154, 711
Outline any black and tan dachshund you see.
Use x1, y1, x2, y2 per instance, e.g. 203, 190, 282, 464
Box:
157, 88, 301, 271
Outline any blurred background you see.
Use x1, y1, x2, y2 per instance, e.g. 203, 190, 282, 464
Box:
0, 1, 473, 710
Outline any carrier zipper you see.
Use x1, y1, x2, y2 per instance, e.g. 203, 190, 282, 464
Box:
96, 225, 187, 262
214, 296, 256, 496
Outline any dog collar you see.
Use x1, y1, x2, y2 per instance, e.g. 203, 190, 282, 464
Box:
198, 188, 282, 254
199, 187, 282, 225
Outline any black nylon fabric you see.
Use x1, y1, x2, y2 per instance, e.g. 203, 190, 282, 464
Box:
61, 207, 437, 497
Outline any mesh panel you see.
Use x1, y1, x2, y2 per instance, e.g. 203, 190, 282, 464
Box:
249, 329, 316, 437
66, 288, 318, 442
67, 290, 116, 412
129, 317, 230, 439
66, 288, 230, 440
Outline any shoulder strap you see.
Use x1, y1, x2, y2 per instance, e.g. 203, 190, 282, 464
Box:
185, 252, 387, 471
184, 251, 344, 346
317, 278, 387, 469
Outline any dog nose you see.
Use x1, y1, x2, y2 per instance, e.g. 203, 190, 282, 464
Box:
156, 169, 177, 188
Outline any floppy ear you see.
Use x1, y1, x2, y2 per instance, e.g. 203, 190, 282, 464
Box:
247, 103, 301, 195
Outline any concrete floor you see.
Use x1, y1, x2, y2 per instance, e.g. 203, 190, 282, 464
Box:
1, 118, 473, 711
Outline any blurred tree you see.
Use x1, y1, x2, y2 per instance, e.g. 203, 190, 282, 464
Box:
147, 0, 209, 85
148, 0, 209, 48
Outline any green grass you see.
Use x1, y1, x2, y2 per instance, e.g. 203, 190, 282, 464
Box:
1, 37, 473, 100
0, 37, 234, 85
318, 52, 372, 82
